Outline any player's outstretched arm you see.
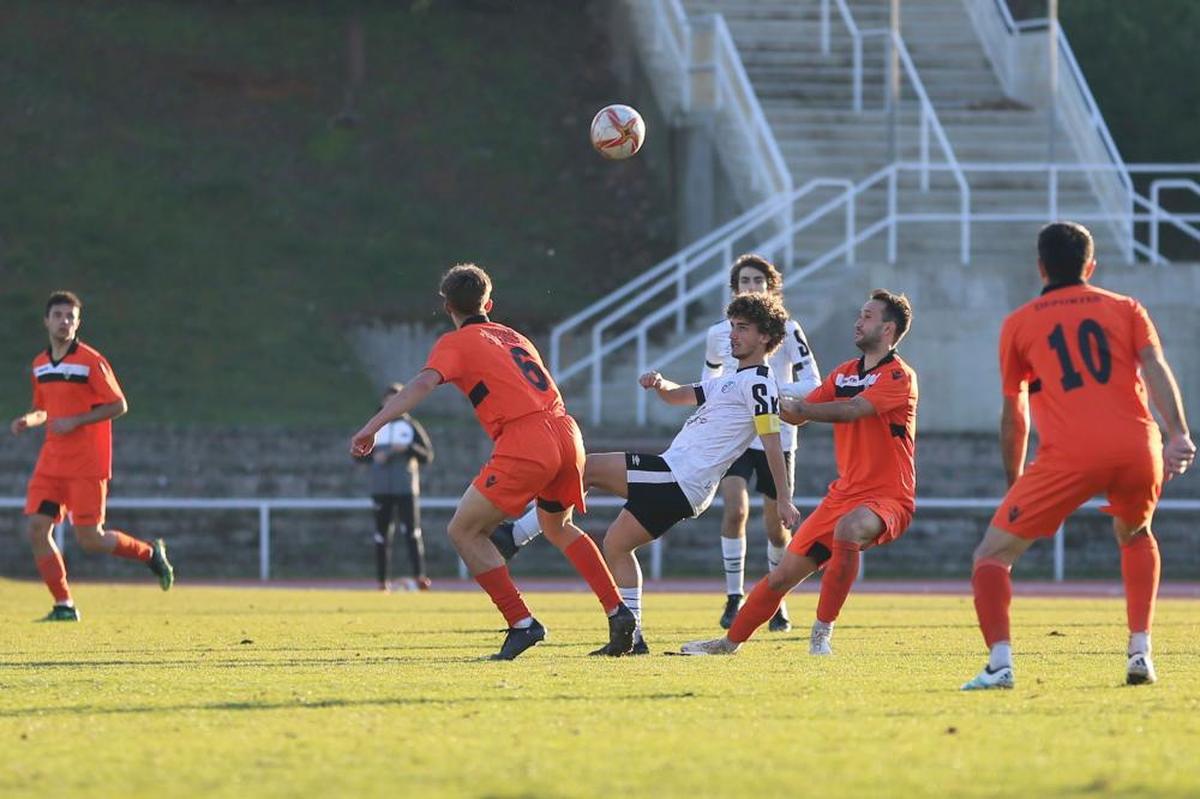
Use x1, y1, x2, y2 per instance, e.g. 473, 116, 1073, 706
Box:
999, 390, 1030, 487
10, 409, 47, 435
1139, 345, 1196, 476
638, 371, 699, 406
780, 395, 874, 425
761, 432, 800, 529
351, 369, 440, 457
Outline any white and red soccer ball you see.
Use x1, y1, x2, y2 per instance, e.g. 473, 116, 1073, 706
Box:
590, 104, 645, 160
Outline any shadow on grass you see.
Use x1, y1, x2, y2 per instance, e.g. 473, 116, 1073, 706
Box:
0, 689, 702, 719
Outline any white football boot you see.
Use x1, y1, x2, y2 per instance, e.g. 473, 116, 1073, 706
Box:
679, 637, 740, 656
1126, 652, 1157, 685
809, 622, 833, 656
960, 665, 1015, 691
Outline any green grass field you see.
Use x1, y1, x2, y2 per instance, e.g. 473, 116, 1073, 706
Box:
3, 580, 1199, 798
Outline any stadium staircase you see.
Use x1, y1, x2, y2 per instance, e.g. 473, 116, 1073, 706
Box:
554, 0, 1200, 432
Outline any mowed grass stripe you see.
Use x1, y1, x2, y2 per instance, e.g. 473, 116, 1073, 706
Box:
2, 580, 1199, 799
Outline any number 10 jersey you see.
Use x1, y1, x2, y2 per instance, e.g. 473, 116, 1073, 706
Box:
999, 282, 1161, 463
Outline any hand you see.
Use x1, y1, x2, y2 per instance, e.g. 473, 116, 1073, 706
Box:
48, 417, 79, 435
777, 499, 801, 531
779, 397, 807, 426
1164, 433, 1196, 480
638, 371, 664, 390
350, 427, 377, 458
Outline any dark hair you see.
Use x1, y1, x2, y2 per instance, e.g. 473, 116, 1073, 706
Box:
1037, 221, 1094, 284
728, 254, 782, 295
870, 288, 912, 344
439, 264, 492, 316
45, 290, 82, 317
725, 292, 789, 354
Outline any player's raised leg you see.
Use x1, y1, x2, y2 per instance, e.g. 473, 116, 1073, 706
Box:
72, 523, 174, 591
716, 475, 749, 629
448, 485, 544, 660
962, 525, 1033, 690
1115, 519, 1160, 685
27, 513, 78, 621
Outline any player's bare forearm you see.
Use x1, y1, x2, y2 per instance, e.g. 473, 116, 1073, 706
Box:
761, 434, 800, 529
781, 396, 874, 425
999, 392, 1030, 486
1140, 346, 1190, 438
639, 371, 698, 406
351, 370, 439, 456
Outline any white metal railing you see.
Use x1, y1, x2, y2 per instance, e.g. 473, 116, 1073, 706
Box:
820, 0, 864, 112
6, 495, 1197, 584
1149, 179, 1200, 265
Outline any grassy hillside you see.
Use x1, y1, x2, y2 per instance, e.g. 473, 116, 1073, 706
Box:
0, 1, 672, 425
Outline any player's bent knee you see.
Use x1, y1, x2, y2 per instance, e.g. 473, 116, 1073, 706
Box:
75, 528, 107, 553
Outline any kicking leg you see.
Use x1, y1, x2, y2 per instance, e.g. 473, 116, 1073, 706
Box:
74, 523, 173, 591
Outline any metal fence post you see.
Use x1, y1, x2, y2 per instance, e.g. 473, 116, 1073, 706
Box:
650, 537, 663, 580
259, 504, 270, 582
1053, 523, 1065, 582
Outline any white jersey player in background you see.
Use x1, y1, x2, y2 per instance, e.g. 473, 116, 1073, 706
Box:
491, 293, 799, 655
704, 254, 821, 632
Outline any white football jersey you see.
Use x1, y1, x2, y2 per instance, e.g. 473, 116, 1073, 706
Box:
662, 364, 781, 514
702, 317, 821, 450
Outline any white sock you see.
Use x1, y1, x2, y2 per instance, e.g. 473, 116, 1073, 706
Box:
721, 536, 746, 596
813, 619, 833, 635
988, 642, 1013, 670
767, 541, 786, 571
512, 507, 542, 547
619, 586, 643, 642
1128, 631, 1150, 656
55, 600, 75, 608
512, 616, 533, 630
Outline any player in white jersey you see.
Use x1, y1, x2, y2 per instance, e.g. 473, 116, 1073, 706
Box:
703, 254, 821, 631
585, 293, 799, 654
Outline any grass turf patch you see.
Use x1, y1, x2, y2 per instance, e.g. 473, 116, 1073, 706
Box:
2, 580, 1198, 798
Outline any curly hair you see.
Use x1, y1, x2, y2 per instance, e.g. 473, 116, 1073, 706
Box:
725, 292, 789, 354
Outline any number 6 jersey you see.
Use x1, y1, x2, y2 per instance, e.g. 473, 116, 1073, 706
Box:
424, 314, 567, 440
661, 365, 782, 515
998, 282, 1161, 462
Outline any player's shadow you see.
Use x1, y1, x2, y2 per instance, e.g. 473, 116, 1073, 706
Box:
0, 689, 702, 719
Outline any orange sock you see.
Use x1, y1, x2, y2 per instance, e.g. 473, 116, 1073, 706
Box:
815, 540, 861, 624
36, 552, 72, 604
1121, 533, 1160, 634
474, 565, 532, 628
728, 579, 787, 644
110, 530, 153, 563
972, 558, 1012, 647
563, 535, 621, 614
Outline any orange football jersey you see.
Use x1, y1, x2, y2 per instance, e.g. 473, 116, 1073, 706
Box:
999, 282, 1160, 463
30, 340, 125, 479
806, 351, 918, 506
424, 316, 566, 440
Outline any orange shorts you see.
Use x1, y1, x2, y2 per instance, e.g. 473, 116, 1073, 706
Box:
788, 492, 913, 560
992, 450, 1163, 539
25, 473, 108, 526
473, 411, 586, 518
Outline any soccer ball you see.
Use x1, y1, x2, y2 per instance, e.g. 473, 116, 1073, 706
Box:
590, 104, 646, 160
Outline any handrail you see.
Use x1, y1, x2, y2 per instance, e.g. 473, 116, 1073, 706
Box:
1147, 180, 1200, 265
887, 31, 972, 263
819, 0, 864, 112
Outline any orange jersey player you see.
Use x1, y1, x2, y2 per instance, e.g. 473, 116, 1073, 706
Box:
10, 291, 174, 622
680, 289, 918, 657
350, 264, 635, 660
962, 222, 1195, 691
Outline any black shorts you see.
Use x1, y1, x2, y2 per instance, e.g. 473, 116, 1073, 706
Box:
721, 448, 794, 500
623, 453, 695, 540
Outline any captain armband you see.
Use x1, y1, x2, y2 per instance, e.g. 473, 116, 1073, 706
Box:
754, 413, 781, 436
